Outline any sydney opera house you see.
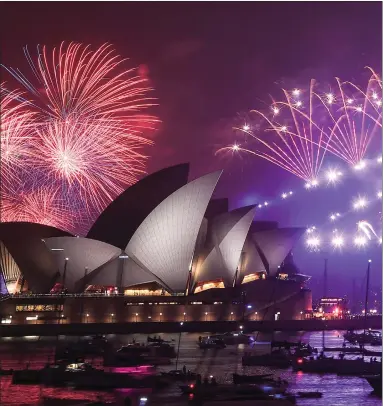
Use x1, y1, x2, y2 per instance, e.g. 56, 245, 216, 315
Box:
0, 164, 312, 325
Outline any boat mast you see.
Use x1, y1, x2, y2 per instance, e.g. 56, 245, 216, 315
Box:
322, 257, 328, 350
362, 260, 371, 351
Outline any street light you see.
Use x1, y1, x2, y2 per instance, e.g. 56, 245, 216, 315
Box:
300, 311, 303, 320
111, 313, 115, 323
159, 312, 162, 322
183, 312, 187, 321
230, 311, 234, 321
86, 313, 89, 323
135, 313, 138, 322
205, 312, 208, 321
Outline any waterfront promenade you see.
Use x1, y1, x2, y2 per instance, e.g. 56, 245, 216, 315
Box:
0, 316, 381, 337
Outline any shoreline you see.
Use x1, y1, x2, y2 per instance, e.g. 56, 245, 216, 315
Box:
0, 317, 381, 337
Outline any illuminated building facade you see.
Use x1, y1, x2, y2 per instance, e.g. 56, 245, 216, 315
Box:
0, 164, 311, 323
313, 297, 348, 319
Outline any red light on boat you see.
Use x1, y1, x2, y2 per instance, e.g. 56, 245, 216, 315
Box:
189, 384, 194, 388
297, 358, 303, 364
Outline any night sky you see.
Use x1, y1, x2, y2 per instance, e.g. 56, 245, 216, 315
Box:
1, 2, 382, 298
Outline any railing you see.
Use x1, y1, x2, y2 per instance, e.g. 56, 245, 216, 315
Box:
1, 292, 185, 299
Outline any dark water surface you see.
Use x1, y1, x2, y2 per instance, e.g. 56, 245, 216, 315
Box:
0, 330, 381, 405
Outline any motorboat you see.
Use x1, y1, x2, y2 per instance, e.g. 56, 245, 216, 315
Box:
232, 373, 273, 385
13, 362, 159, 389
146, 342, 176, 358
204, 332, 254, 345
292, 345, 318, 358
198, 338, 226, 349
292, 356, 382, 375
362, 374, 382, 396
160, 369, 197, 381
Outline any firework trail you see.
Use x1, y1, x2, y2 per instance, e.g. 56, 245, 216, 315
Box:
0, 84, 36, 185
217, 80, 329, 182
357, 220, 380, 242
218, 68, 381, 182
316, 67, 382, 166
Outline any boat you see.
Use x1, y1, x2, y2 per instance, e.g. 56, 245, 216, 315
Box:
146, 342, 177, 357
13, 362, 160, 389
147, 336, 167, 343
324, 347, 381, 356
104, 343, 173, 366
292, 356, 382, 375
198, 338, 226, 349
344, 330, 382, 346
297, 391, 322, 398
160, 369, 197, 381
232, 373, 273, 385
242, 350, 292, 368
362, 374, 382, 396
271, 340, 302, 350
292, 345, 318, 357
202, 332, 254, 345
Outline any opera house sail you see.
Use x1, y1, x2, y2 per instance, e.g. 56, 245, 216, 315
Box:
0, 164, 310, 322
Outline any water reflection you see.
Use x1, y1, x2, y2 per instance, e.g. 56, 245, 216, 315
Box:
0, 330, 381, 405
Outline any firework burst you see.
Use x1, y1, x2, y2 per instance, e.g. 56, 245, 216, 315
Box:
3, 42, 158, 125
1, 42, 158, 234
315, 67, 382, 166
217, 79, 329, 182
0, 85, 36, 185
218, 68, 381, 181
34, 117, 152, 213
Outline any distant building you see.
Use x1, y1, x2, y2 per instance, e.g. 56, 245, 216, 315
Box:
313, 297, 348, 319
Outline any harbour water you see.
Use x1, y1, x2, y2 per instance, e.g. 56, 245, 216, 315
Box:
0, 330, 381, 405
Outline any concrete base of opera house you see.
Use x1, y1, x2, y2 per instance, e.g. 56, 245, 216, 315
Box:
0, 279, 313, 324
0, 317, 381, 337
1, 283, 312, 326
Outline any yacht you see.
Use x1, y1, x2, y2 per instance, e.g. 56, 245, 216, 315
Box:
293, 356, 381, 375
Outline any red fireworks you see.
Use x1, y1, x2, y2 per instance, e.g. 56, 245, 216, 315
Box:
1, 42, 158, 232
1, 185, 75, 231
0, 85, 36, 184
34, 117, 152, 212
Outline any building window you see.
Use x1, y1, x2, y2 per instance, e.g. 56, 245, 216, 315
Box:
194, 280, 225, 293
16, 304, 64, 312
